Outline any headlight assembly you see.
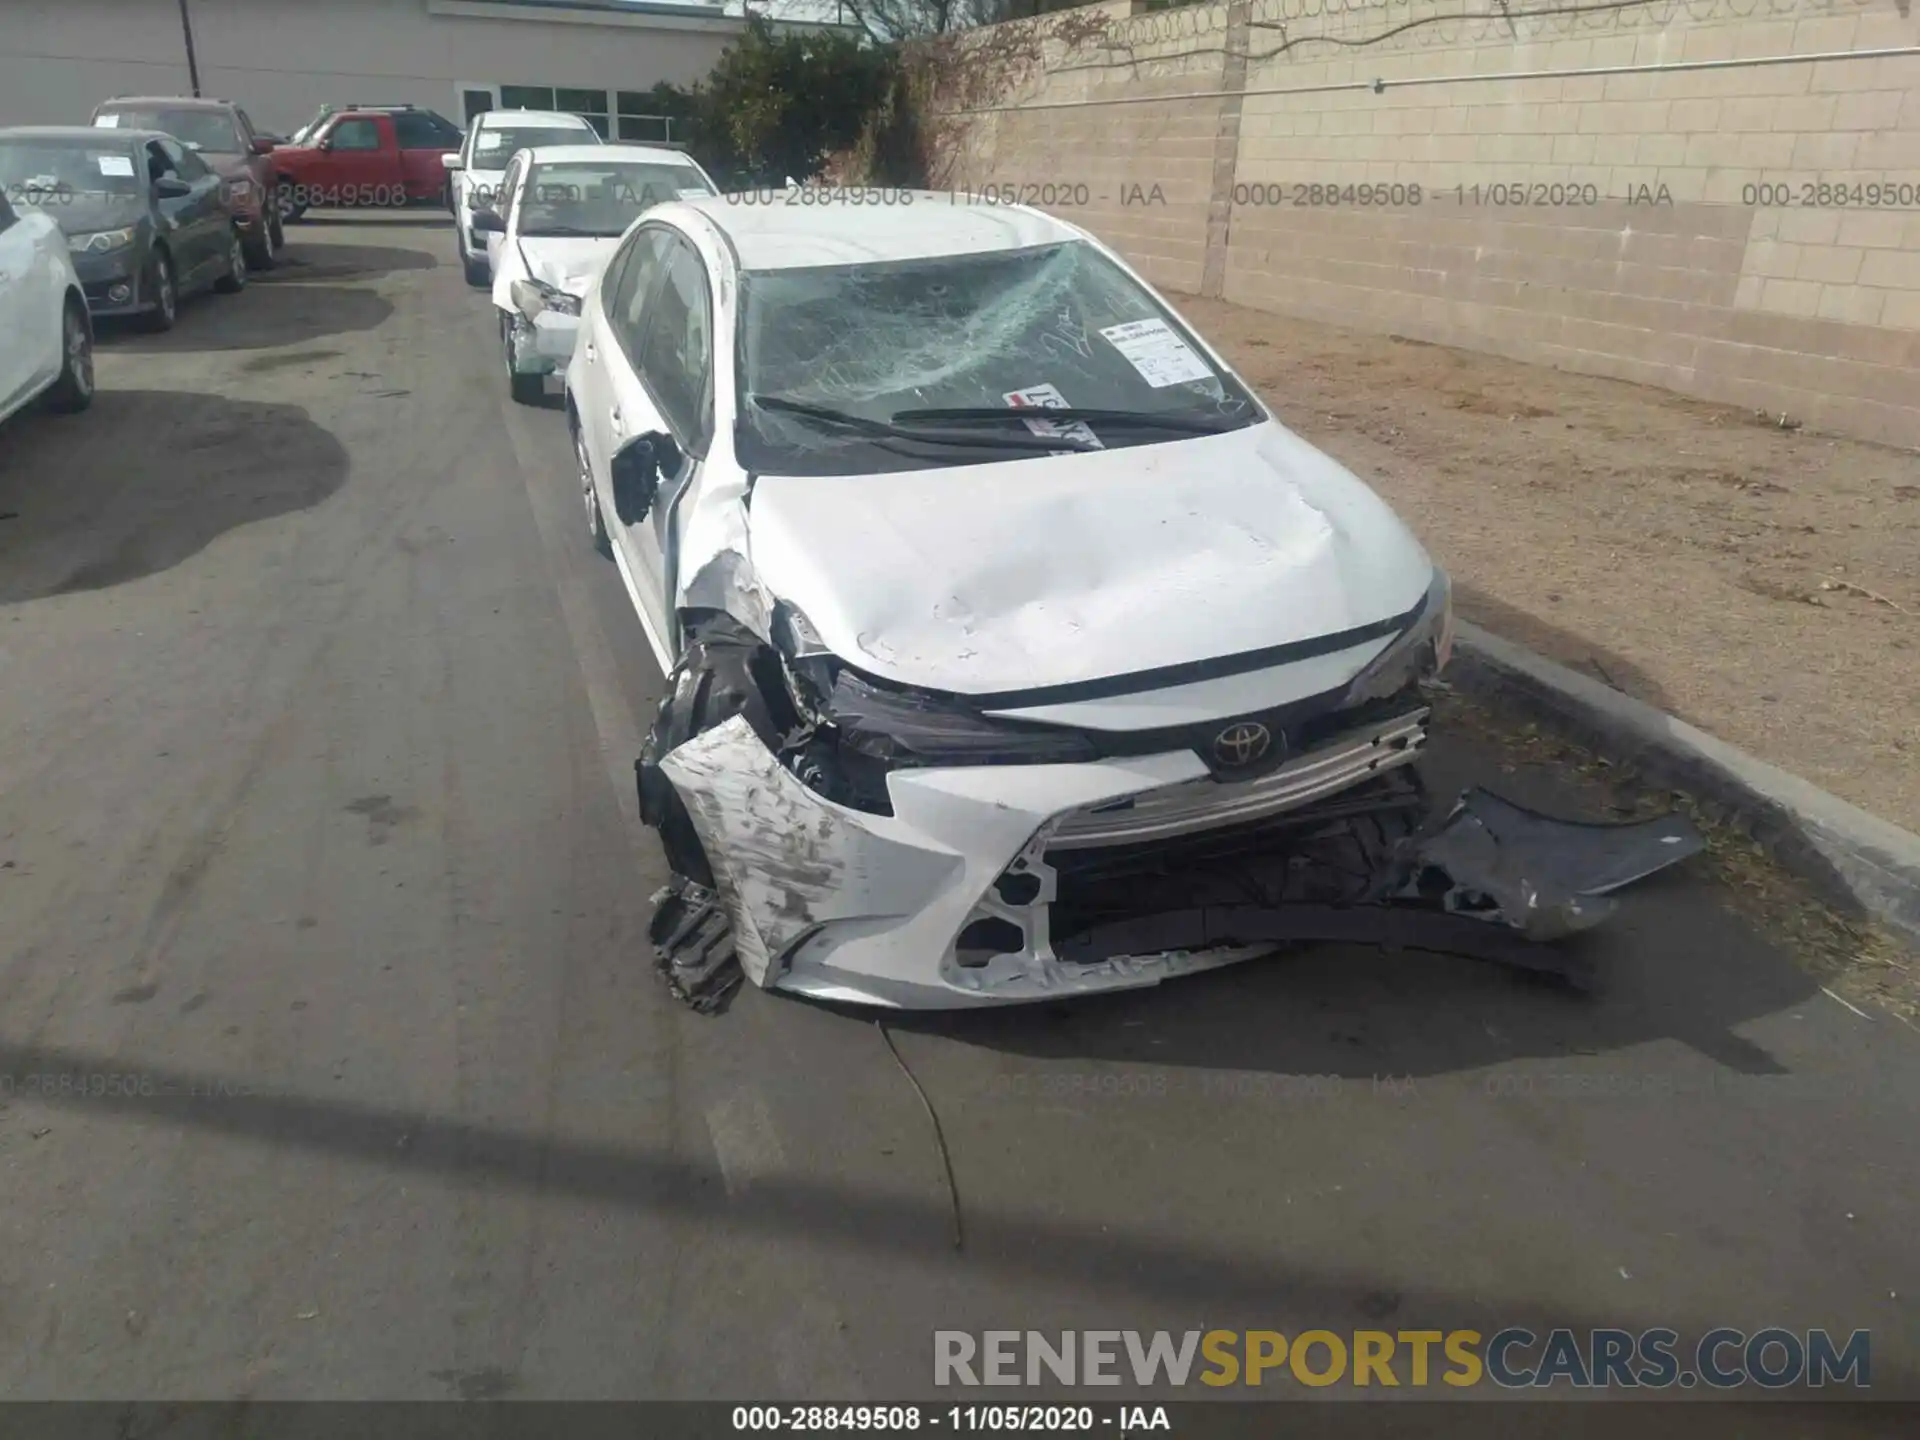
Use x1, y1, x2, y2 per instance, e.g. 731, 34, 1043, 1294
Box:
771, 602, 1095, 779
511, 278, 582, 319
1342, 567, 1453, 707
71, 227, 137, 253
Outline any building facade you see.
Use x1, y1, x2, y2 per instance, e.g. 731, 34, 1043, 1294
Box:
0, 0, 792, 136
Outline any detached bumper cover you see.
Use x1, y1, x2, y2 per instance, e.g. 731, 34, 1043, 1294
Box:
651, 707, 1700, 1011
508, 311, 579, 374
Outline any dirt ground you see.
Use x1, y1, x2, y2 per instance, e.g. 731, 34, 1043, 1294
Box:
1182, 296, 1920, 835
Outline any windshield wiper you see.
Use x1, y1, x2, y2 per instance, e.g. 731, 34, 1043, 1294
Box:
891, 406, 1238, 434
519, 224, 604, 237
750, 395, 1094, 452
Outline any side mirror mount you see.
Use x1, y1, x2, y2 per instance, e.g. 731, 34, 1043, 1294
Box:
155, 176, 191, 199
317, 136, 334, 152
252, 136, 277, 154
611, 432, 678, 525
441, 152, 462, 171
470, 208, 505, 234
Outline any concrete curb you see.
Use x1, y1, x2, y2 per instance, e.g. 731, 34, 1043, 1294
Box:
1450, 620, 1920, 946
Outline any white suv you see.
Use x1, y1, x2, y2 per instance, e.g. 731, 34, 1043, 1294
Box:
0, 189, 94, 428
444, 110, 600, 287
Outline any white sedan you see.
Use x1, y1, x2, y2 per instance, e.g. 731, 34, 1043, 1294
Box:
443, 109, 599, 288
477, 143, 716, 403
565, 193, 1698, 1012
0, 187, 94, 427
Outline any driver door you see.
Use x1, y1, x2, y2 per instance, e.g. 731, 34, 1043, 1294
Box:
603, 231, 712, 660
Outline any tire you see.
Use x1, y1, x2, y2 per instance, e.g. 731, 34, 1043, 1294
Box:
503, 314, 542, 404
243, 221, 275, 272
275, 180, 306, 224
139, 249, 177, 333
268, 209, 285, 253
463, 250, 489, 289
575, 420, 612, 559
214, 227, 248, 293
43, 297, 95, 414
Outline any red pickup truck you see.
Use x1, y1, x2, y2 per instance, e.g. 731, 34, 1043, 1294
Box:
272, 109, 459, 221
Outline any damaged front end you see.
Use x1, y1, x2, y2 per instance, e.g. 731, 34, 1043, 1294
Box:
635, 609, 1701, 1013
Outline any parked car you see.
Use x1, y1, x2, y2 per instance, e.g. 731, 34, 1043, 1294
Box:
480, 143, 717, 402
287, 103, 459, 150
564, 195, 1696, 1013
91, 95, 283, 269
0, 188, 93, 426
0, 127, 247, 331
444, 109, 601, 288
272, 108, 461, 221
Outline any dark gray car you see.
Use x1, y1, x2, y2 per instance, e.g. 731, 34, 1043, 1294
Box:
0, 125, 247, 332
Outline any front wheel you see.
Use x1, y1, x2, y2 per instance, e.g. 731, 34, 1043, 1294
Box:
503, 315, 542, 404
44, 298, 95, 414
215, 228, 248, 293
275, 181, 307, 224
139, 250, 177, 333
576, 423, 612, 559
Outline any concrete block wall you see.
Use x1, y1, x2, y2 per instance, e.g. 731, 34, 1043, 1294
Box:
930, 0, 1920, 447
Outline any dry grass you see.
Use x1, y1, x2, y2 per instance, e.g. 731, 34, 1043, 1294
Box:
1184, 297, 1920, 833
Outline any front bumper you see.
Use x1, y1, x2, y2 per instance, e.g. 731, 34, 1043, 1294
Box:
508, 310, 581, 374
658, 706, 1432, 1009
72, 249, 145, 316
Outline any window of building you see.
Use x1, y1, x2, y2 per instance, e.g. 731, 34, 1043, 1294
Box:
615, 94, 672, 144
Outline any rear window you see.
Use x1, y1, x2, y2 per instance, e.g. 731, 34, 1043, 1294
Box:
473, 123, 595, 168
96, 106, 242, 154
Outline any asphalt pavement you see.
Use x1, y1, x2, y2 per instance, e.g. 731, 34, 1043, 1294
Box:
0, 217, 1913, 1412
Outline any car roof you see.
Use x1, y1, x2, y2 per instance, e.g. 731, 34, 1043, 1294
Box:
97, 96, 233, 110
477, 110, 596, 128
0, 125, 161, 143
520, 143, 694, 166
665, 192, 1084, 271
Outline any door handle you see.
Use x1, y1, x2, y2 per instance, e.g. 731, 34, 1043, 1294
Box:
609, 409, 625, 437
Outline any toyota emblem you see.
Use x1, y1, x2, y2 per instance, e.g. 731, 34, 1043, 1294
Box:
1212, 720, 1272, 767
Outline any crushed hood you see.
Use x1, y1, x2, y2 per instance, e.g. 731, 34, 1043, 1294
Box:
519, 236, 617, 297
744, 422, 1436, 699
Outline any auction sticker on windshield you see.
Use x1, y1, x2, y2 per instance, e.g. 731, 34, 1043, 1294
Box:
1100, 317, 1213, 388
97, 155, 135, 177
95, 115, 120, 127
1004, 384, 1102, 449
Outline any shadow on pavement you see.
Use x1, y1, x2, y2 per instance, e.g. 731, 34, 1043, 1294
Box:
98, 282, 394, 354
3, 1028, 1909, 1412
0, 390, 348, 604
266, 242, 441, 281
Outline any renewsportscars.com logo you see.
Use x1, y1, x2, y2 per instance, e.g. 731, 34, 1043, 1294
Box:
934, 1328, 1871, 1390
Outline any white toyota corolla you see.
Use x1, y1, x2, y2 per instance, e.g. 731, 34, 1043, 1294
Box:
564, 193, 1698, 1012
481, 142, 716, 402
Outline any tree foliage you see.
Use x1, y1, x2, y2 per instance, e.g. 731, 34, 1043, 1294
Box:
650, 17, 897, 188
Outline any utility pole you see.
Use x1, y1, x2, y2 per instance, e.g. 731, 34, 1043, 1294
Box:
177, 0, 203, 96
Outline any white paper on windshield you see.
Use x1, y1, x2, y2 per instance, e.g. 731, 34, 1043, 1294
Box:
477, 132, 507, 150
677, 187, 710, 201
1003, 383, 1101, 449
96, 114, 120, 128
1099, 317, 1213, 388
97, 154, 135, 177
